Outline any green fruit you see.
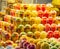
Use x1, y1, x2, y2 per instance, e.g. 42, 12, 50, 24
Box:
51, 8, 59, 11
24, 24, 31, 32
47, 41, 51, 44
18, 25, 24, 29
27, 32, 33, 37
55, 43, 60, 48
11, 32, 19, 42
49, 44, 52, 48
16, 17, 22, 25
20, 32, 26, 36
51, 46, 57, 49
22, 17, 30, 25
51, 41, 57, 46
19, 10, 24, 17
41, 42, 50, 49
43, 38, 48, 42
19, 10, 24, 14
17, 25, 24, 33
49, 38, 57, 43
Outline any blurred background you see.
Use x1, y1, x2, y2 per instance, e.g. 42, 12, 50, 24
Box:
0, 0, 52, 11
0, 0, 60, 16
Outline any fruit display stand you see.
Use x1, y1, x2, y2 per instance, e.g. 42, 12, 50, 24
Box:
0, 4, 60, 49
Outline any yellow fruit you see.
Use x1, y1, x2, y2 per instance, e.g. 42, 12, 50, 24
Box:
0, 41, 6, 47
52, 0, 60, 5
35, 17, 41, 24
28, 4, 36, 10
20, 35, 28, 40
15, 10, 20, 17
50, 10, 57, 18
37, 40, 43, 49
40, 31, 47, 39
29, 38, 35, 43
31, 24, 38, 32
37, 24, 44, 32
41, 42, 49, 49
30, 17, 35, 25
13, 43, 17, 48
46, 4, 53, 11
55, 17, 60, 24
31, 11, 37, 17
24, 10, 31, 18
34, 31, 40, 39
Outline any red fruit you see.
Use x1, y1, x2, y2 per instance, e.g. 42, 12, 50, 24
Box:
4, 15, 8, 22
41, 17, 47, 25
10, 24, 14, 31
53, 31, 60, 38
47, 31, 53, 38
51, 24, 57, 32
41, 4, 46, 11
27, 43, 36, 49
14, 4, 20, 10
8, 24, 14, 34
23, 5, 28, 10
6, 40, 13, 46
0, 21, 2, 28
23, 42, 30, 49
4, 26, 7, 30
36, 5, 41, 11
38, 10, 43, 18
43, 10, 49, 18
45, 24, 51, 32
0, 34, 2, 40
47, 17, 54, 25
10, 10, 15, 16
5, 33, 11, 40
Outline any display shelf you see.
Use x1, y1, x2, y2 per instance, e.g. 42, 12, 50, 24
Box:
0, 0, 60, 49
